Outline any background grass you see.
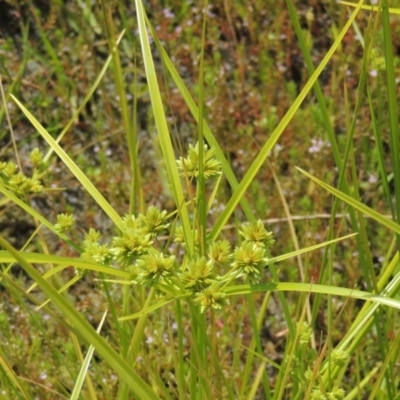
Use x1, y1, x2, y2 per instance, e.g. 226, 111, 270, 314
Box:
1, 0, 400, 399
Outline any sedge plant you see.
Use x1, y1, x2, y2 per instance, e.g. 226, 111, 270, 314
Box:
0, 0, 400, 399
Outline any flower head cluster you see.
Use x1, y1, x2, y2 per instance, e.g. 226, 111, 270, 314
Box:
54, 213, 75, 233
308, 386, 345, 400
239, 220, 275, 248
330, 349, 349, 368
327, 387, 345, 400
81, 228, 113, 265
297, 321, 313, 345
139, 206, 169, 238
78, 209, 170, 274
0, 155, 44, 197
111, 228, 153, 268
8, 172, 43, 196
0, 161, 17, 178
176, 142, 221, 180
232, 241, 266, 284
194, 283, 229, 313
208, 240, 232, 265
73, 203, 276, 314
181, 257, 216, 292
132, 250, 176, 287
29, 148, 47, 170
110, 209, 170, 268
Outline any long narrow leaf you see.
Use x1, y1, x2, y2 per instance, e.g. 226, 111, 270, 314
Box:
209, 0, 365, 240
267, 233, 357, 264
224, 282, 400, 310
10, 95, 122, 227
146, 16, 254, 222
135, 0, 193, 254
118, 296, 176, 321
296, 167, 400, 235
382, 0, 400, 234
70, 311, 108, 400
341, 1, 400, 14
0, 251, 131, 279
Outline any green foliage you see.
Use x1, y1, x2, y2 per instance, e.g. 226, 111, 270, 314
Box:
0, 0, 400, 399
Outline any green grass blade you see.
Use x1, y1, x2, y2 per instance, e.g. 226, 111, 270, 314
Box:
341, 1, 400, 14
369, 327, 400, 399
196, 0, 208, 254
367, 83, 395, 218
333, 253, 400, 353
0, 251, 131, 279
0, 236, 159, 400
382, 0, 400, 232
36, 274, 81, 310
296, 167, 400, 235
209, 1, 365, 241
100, 3, 140, 216
145, 16, 255, 222
70, 311, 107, 400
135, 0, 193, 254
267, 233, 357, 264
118, 296, 176, 321
10, 95, 122, 227
101, 3, 134, 158
224, 282, 400, 310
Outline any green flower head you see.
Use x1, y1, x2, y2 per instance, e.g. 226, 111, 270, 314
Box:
119, 214, 141, 231
82, 243, 113, 265
29, 148, 44, 167
232, 241, 266, 284
310, 388, 325, 400
111, 228, 153, 268
54, 213, 75, 233
208, 240, 232, 265
0, 161, 17, 178
176, 142, 221, 180
174, 225, 185, 244
83, 228, 102, 245
330, 349, 349, 368
139, 206, 169, 238
239, 220, 275, 248
195, 283, 229, 313
134, 251, 176, 287
181, 256, 216, 292
81, 229, 113, 265
327, 387, 345, 400
26, 177, 43, 194
8, 172, 43, 196
297, 321, 313, 345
